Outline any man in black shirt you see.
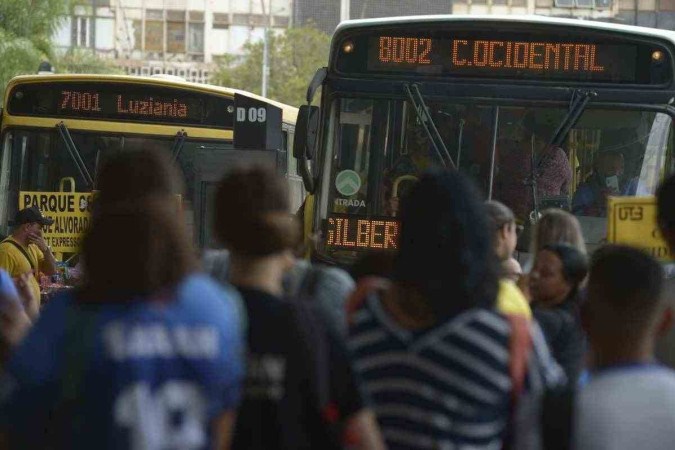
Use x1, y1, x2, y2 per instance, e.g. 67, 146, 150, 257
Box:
213, 166, 385, 450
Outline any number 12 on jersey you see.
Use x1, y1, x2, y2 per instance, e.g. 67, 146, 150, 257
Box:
115, 381, 207, 450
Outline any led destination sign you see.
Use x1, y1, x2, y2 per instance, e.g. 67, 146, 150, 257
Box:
336, 28, 672, 84
60, 90, 189, 119
8, 82, 234, 128
369, 36, 636, 82
325, 215, 400, 251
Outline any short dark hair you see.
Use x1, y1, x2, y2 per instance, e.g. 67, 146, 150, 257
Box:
657, 174, 675, 231
588, 245, 664, 333
214, 166, 299, 256
82, 149, 196, 300
394, 169, 498, 321
485, 200, 515, 230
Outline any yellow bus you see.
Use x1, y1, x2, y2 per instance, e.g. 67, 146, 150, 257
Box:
0, 74, 301, 255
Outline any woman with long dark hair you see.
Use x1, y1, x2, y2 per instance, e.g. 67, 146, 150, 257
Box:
530, 243, 589, 381
0, 149, 244, 450
349, 169, 564, 449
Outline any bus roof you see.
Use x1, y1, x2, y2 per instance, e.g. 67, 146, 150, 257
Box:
335, 14, 675, 43
5, 73, 298, 122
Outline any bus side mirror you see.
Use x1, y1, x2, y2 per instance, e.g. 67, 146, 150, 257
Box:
306, 68, 327, 104
293, 105, 319, 160
294, 68, 326, 194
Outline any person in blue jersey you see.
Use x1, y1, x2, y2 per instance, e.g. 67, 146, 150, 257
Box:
0, 149, 245, 450
214, 167, 385, 450
574, 246, 675, 450
0, 270, 33, 363
348, 169, 565, 450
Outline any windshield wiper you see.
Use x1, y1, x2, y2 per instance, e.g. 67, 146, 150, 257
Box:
550, 89, 597, 148
171, 130, 188, 162
456, 118, 465, 169
527, 89, 596, 220
56, 122, 94, 188
404, 83, 456, 169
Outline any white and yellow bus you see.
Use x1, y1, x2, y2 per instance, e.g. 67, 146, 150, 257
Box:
0, 74, 301, 256
294, 16, 675, 265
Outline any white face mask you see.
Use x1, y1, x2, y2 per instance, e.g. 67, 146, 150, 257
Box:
605, 175, 620, 191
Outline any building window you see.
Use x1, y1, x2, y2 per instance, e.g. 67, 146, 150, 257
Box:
167, 20, 186, 53
272, 16, 289, 27
145, 20, 164, 52
73, 16, 93, 47
188, 22, 204, 53
189, 10, 204, 21
146, 9, 163, 20
133, 19, 143, 50
95, 17, 115, 50
233, 13, 248, 25
554, 0, 575, 6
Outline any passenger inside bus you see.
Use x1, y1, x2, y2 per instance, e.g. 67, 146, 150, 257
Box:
495, 112, 572, 220
572, 150, 638, 217
381, 111, 446, 216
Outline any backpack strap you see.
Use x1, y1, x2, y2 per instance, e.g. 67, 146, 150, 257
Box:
296, 264, 323, 304
1, 239, 37, 273
507, 314, 532, 399
346, 277, 390, 325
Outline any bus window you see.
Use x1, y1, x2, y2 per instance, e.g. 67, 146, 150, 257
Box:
564, 111, 672, 218
320, 99, 673, 259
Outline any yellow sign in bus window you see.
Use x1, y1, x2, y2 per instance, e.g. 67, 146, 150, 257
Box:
19, 191, 93, 254
607, 196, 670, 261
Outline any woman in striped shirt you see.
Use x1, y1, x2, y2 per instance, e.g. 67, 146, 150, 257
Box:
348, 169, 564, 450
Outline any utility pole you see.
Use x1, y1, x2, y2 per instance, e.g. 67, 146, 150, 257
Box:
340, 0, 350, 22
261, 0, 270, 97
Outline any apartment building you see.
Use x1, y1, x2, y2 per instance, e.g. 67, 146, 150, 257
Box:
53, 0, 291, 83
53, 0, 675, 84
292, 0, 453, 34
452, 0, 614, 18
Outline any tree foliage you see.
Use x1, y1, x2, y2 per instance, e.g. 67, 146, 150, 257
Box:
212, 26, 330, 106
0, 0, 70, 100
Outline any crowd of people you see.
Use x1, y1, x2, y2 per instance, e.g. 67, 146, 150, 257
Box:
0, 148, 672, 450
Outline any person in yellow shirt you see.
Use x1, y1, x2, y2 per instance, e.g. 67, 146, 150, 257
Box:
0, 206, 58, 310
501, 257, 523, 283
485, 200, 532, 318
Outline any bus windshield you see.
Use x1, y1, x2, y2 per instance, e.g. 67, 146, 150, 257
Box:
0, 128, 233, 240
319, 97, 673, 259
